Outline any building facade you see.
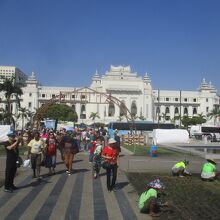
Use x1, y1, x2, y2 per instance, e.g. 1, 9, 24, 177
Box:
0, 65, 219, 129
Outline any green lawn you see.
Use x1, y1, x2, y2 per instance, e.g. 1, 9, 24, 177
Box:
123, 144, 184, 157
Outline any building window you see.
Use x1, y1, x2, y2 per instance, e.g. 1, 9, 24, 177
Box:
29, 93, 32, 97
120, 101, 127, 116
28, 102, 32, 108
131, 101, 137, 116
42, 94, 46, 98
206, 98, 208, 102
193, 108, 197, 115
184, 107, 188, 115
175, 98, 178, 102
52, 94, 55, 98
174, 107, 179, 114
206, 107, 209, 113
72, 95, 75, 99
184, 98, 187, 102
108, 102, 115, 117
156, 107, 160, 114
81, 95, 86, 99
72, 105, 75, 111
166, 98, 169, 101
165, 107, 170, 114
193, 98, 196, 102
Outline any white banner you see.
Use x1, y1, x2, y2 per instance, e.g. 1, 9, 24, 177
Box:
0, 125, 11, 143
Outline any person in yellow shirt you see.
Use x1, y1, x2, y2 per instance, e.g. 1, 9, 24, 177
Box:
28, 131, 45, 179
172, 160, 191, 177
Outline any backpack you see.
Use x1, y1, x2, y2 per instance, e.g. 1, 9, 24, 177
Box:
47, 141, 57, 156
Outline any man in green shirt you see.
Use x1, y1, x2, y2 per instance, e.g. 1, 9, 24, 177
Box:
201, 159, 219, 181
172, 160, 191, 177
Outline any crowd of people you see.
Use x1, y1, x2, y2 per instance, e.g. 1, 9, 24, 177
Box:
3, 127, 121, 193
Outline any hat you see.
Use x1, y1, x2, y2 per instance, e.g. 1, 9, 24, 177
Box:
147, 179, 165, 190
7, 131, 16, 137
207, 159, 216, 165
108, 138, 117, 144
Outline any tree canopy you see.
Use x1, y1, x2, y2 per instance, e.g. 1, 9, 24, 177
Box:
43, 104, 78, 122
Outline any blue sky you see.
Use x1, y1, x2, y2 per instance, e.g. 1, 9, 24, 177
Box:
0, 0, 220, 92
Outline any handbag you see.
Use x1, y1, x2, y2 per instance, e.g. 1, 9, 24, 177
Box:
102, 161, 111, 169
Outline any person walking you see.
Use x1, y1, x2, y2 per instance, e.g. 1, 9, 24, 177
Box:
101, 138, 119, 192
28, 131, 45, 179
92, 136, 103, 179
62, 132, 78, 175
45, 132, 57, 175
4, 132, 21, 192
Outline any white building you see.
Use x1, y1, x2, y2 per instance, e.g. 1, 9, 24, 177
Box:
0, 66, 28, 85
0, 65, 219, 128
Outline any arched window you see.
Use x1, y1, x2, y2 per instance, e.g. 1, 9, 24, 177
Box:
120, 101, 127, 116
108, 102, 115, 117
131, 101, 137, 116
193, 108, 197, 115
80, 105, 86, 119
156, 107, 160, 114
184, 107, 188, 115
175, 107, 179, 114
72, 105, 75, 111
81, 105, 85, 113
165, 107, 170, 114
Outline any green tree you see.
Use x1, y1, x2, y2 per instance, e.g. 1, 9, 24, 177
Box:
207, 109, 220, 125
0, 77, 23, 127
89, 112, 100, 128
17, 107, 29, 130
41, 104, 78, 129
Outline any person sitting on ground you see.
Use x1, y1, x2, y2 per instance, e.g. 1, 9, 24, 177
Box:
201, 158, 219, 181
172, 160, 191, 177
138, 179, 166, 217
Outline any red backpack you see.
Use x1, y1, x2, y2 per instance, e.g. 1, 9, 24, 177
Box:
47, 140, 57, 156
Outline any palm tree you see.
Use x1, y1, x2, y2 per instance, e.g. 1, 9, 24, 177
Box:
0, 77, 23, 127
17, 107, 29, 130
89, 112, 100, 129
207, 109, 220, 125
0, 107, 15, 126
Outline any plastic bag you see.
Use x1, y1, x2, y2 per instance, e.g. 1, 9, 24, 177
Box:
23, 159, 30, 168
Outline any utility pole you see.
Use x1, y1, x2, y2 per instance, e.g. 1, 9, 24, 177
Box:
157, 90, 160, 128
180, 90, 182, 128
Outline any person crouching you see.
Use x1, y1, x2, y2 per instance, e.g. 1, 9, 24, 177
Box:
138, 179, 166, 217
172, 160, 191, 177
201, 159, 219, 181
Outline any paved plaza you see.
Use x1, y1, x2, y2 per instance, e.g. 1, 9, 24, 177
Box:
0, 149, 150, 220
1, 145, 219, 220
